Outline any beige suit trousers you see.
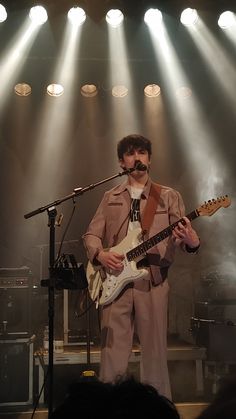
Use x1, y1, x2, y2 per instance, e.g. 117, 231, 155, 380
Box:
99, 278, 171, 399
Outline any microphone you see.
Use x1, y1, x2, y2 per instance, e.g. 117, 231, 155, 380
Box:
134, 160, 147, 171
122, 160, 147, 174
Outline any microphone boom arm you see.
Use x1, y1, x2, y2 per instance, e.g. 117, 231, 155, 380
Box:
24, 167, 135, 219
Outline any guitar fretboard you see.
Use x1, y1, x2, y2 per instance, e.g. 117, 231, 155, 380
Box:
126, 209, 199, 261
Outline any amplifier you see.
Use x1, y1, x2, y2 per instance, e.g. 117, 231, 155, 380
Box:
0, 268, 32, 338
0, 277, 29, 288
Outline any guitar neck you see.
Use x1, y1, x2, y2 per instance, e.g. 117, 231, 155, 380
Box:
126, 209, 200, 262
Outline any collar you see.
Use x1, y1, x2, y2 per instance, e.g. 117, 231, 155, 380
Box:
112, 177, 152, 199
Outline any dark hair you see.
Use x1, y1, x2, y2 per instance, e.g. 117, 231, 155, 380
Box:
51, 376, 180, 419
196, 378, 236, 419
111, 377, 180, 419
117, 134, 152, 160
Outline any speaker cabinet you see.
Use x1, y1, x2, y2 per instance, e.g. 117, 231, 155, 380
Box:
0, 338, 33, 406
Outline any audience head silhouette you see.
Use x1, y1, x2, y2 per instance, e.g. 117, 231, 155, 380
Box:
196, 378, 236, 419
51, 376, 180, 419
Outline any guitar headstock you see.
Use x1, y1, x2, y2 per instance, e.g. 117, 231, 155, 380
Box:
198, 195, 231, 217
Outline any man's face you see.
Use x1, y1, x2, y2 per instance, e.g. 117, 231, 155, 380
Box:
120, 147, 150, 171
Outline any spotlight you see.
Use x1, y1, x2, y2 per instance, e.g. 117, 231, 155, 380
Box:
144, 8, 162, 27
106, 9, 124, 27
68, 7, 86, 26
180, 8, 198, 26
81, 84, 98, 97
14, 83, 32, 96
29, 6, 48, 25
47, 84, 64, 97
0, 4, 7, 22
218, 11, 235, 29
112, 85, 128, 97
144, 84, 161, 98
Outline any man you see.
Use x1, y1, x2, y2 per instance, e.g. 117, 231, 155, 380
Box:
83, 134, 200, 399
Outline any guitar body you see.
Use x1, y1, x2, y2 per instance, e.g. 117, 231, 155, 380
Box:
87, 227, 149, 306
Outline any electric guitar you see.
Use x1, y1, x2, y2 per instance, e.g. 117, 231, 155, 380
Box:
87, 195, 231, 306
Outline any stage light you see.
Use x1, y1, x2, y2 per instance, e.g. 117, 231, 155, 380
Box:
144, 84, 161, 97
106, 9, 124, 27
81, 84, 98, 97
112, 85, 128, 97
14, 83, 32, 96
218, 11, 235, 29
47, 83, 64, 97
180, 8, 198, 26
29, 6, 48, 25
144, 8, 162, 27
0, 4, 7, 22
68, 7, 86, 26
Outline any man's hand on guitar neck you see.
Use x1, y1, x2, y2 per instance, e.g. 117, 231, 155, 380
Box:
172, 216, 200, 250
97, 250, 124, 272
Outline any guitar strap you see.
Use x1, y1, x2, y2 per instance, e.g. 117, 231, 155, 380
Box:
141, 182, 162, 233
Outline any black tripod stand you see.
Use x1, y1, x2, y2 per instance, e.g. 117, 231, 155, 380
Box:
24, 165, 136, 418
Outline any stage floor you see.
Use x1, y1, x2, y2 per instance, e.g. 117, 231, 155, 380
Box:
0, 404, 209, 419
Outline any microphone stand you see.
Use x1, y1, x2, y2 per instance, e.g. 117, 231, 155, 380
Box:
24, 166, 135, 419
